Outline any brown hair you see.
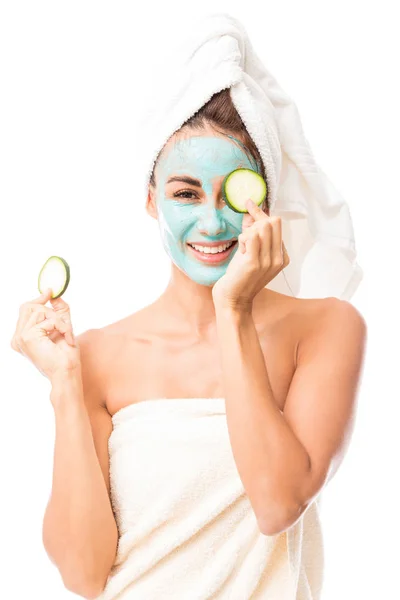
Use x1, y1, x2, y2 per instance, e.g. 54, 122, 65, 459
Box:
149, 87, 269, 213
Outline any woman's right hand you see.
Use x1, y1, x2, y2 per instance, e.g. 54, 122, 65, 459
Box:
10, 288, 82, 382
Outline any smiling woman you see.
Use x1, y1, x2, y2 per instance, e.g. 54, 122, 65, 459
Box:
144, 91, 269, 288
147, 130, 257, 285
36, 13, 366, 600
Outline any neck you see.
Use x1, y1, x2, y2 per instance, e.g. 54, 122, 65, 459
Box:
158, 263, 271, 338
159, 264, 217, 337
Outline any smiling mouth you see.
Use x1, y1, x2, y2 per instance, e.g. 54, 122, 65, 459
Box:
186, 239, 238, 263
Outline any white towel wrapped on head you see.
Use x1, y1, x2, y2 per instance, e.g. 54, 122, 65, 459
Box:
137, 12, 363, 300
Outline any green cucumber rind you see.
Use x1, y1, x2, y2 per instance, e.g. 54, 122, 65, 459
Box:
38, 256, 70, 299
222, 168, 267, 213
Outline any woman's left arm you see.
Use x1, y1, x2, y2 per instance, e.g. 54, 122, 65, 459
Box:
214, 297, 367, 536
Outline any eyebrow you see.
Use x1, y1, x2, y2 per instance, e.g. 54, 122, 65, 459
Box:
166, 175, 202, 187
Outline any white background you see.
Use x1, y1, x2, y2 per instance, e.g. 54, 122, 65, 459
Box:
1, 2, 398, 599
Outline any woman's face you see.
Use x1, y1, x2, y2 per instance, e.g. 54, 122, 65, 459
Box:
152, 133, 259, 286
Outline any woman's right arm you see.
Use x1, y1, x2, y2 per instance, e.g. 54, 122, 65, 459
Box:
42, 330, 118, 599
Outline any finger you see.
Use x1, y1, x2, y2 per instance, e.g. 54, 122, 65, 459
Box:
238, 231, 250, 254
40, 315, 75, 347
49, 294, 70, 314
43, 308, 75, 345
245, 231, 261, 262
30, 288, 54, 304
58, 311, 75, 344
269, 217, 283, 267
16, 304, 55, 339
49, 295, 73, 336
36, 315, 70, 337
17, 310, 68, 347
282, 241, 290, 267
245, 198, 268, 222
17, 287, 53, 331
34, 316, 73, 348
241, 211, 255, 231
23, 309, 48, 337
24, 309, 74, 348
258, 220, 273, 262
14, 309, 47, 353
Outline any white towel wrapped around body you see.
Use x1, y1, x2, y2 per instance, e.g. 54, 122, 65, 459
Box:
96, 398, 324, 599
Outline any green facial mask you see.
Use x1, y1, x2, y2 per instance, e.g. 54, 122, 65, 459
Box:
154, 135, 259, 286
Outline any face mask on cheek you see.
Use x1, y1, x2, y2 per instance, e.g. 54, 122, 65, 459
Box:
154, 135, 258, 287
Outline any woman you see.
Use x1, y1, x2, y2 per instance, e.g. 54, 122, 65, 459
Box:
11, 88, 366, 600
11, 17, 366, 600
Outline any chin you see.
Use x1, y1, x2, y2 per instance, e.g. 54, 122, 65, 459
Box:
182, 267, 221, 287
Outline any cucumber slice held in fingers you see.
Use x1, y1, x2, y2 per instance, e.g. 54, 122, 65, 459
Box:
38, 256, 70, 299
222, 168, 267, 213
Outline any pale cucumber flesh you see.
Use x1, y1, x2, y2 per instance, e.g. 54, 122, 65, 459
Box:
38, 256, 70, 299
222, 168, 267, 213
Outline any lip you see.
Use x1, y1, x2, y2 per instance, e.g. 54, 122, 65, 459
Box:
187, 239, 238, 263
186, 239, 237, 247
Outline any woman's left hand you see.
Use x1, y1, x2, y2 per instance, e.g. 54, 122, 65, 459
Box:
212, 199, 290, 311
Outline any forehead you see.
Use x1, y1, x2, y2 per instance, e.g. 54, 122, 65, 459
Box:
158, 134, 252, 173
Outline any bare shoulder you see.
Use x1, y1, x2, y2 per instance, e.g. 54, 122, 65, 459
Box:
292, 295, 367, 364
76, 327, 108, 365
77, 307, 155, 375
265, 289, 365, 326
260, 290, 367, 354
299, 296, 366, 335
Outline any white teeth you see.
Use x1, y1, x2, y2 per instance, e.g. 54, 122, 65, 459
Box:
189, 241, 235, 254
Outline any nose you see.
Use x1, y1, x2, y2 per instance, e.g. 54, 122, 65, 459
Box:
195, 203, 228, 237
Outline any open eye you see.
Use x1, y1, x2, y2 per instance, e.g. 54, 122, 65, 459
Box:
173, 190, 198, 200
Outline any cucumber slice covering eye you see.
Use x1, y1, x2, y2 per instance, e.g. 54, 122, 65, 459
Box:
222, 168, 267, 213
38, 256, 70, 299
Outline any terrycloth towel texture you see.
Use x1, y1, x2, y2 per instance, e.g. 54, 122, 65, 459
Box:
136, 12, 363, 300
96, 398, 324, 599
